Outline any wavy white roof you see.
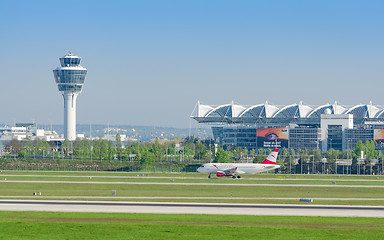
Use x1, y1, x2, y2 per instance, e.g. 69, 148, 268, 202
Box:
272, 102, 312, 118
376, 109, 384, 118
344, 103, 380, 119
197, 103, 213, 117
193, 101, 384, 120
239, 102, 279, 118
307, 103, 346, 118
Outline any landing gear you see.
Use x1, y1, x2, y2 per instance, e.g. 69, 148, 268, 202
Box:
237, 176, 241, 179
208, 174, 211, 179
232, 176, 236, 179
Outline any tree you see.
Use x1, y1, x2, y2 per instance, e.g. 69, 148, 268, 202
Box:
116, 134, 122, 160
62, 139, 71, 157
234, 147, 243, 160
249, 149, 256, 158
253, 148, 266, 163
266, 148, 272, 155
37, 139, 50, 158
140, 151, 155, 166
4, 139, 23, 155
214, 148, 230, 163
351, 155, 358, 174
374, 155, 383, 175
312, 148, 322, 174
354, 141, 363, 159
152, 137, 161, 160
24, 138, 33, 156
281, 147, 290, 174
73, 138, 84, 158
195, 141, 207, 160
325, 148, 340, 174
362, 140, 377, 174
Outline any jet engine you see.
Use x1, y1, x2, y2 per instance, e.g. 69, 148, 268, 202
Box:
216, 171, 232, 177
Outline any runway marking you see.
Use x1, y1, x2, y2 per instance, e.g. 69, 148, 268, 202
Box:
1, 180, 383, 188
1, 196, 384, 201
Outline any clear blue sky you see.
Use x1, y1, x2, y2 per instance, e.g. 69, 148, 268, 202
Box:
0, 0, 383, 128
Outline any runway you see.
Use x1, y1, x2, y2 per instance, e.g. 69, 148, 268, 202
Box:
1, 174, 383, 182
0, 200, 383, 217
1, 180, 383, 188
1, 196, 384, 201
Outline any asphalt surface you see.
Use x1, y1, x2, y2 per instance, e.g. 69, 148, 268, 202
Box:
1, 180, 384, 187
1, 196, 384, 201
0, 200, 383, 217
1, 174, 383, 182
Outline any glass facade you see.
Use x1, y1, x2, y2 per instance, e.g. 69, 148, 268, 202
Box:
60, 57, 81, 67
237, 128, 257, 149
53, 70, 87, 84
57, 85, 83, 92
212, 127, 224, 145
53, 53, 87, 93
213, 126, 257, 149
289, 127, 320, 150
327, 125, 343, 151
344, 128, 374, 150
212, 125, 382, 151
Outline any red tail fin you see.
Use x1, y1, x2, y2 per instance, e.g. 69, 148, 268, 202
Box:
261, 148, 279, 164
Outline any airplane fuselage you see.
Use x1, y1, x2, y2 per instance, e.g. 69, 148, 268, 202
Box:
197, 163, 280, 175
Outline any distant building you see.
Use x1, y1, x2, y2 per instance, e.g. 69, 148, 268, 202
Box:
191, 101, 384, 151
0, 123, 60, 141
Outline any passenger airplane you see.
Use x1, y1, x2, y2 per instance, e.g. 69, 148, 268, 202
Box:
197, 148, 280, 178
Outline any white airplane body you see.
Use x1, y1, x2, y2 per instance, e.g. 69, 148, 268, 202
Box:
197, 148, 280, 178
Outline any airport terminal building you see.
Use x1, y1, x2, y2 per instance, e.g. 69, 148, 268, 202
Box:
191, 101, 384, 152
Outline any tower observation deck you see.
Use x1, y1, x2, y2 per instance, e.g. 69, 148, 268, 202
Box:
53, 51, 87, 140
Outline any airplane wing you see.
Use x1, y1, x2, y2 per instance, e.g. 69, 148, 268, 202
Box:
223, 167, 245, 175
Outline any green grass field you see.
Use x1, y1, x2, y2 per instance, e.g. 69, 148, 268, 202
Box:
0, 211, 383, 240
1, 171, 384, 239
1, 175, 384, 185
1, 171, 384, 205
2, 170, 384, 179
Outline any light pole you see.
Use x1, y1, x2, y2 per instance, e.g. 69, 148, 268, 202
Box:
300, 153, 303, 175
312, 155, 315, 174
289, 154, 292, 174
313, 140, 319, 174
323, 156, 325, 174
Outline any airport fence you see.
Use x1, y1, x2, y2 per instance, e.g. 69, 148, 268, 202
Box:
1, 156, 382, 175
0, 156, 202, 172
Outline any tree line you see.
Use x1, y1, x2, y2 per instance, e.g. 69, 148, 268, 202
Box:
2, 136, 383, 174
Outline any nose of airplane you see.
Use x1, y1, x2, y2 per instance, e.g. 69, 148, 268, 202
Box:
197, 167, 202, 172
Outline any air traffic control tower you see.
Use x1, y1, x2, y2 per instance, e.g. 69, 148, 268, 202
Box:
53, 51, 88, 140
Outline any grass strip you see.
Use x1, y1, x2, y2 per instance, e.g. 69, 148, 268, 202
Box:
0, 211, 383, 239
1, 182, 384, 199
